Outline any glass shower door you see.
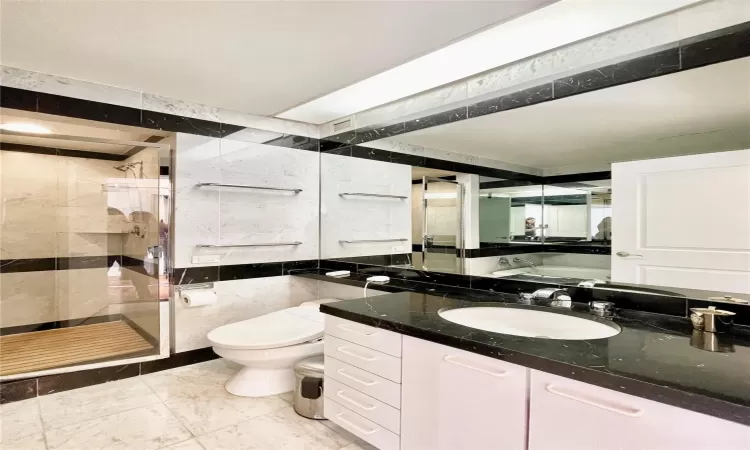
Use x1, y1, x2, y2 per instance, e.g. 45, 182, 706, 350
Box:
0, 112, 165, 378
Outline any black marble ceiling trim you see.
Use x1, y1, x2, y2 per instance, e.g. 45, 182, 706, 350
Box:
319, 21, 750, 149
0, 86, 321, 152
0, 142, 128, 161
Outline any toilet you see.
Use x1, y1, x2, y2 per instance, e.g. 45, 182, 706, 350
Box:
207, 300, 336, 397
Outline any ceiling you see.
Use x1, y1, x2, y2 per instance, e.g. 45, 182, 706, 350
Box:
0, 1, 550, 117
0, 109, 168, 154
383, 57, 750, 171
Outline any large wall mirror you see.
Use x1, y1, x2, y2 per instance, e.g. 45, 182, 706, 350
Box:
320, 55, 750, 304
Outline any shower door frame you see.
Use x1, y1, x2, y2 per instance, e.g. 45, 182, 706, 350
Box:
421, 176, 465, 274
0, 129, 173, 381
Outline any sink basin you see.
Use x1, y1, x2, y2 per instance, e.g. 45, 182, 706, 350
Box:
438, 307, 621, 340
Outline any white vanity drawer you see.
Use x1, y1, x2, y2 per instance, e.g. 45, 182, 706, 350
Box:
325, 397, 400, 450
324, 335, 402, 383
325, 377, 400, 434
325, 356, 401, 408
325, 315, 402, 357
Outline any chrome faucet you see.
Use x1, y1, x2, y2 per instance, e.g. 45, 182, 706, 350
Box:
498, 257, 511, 266
530, 288, 572, 308
513, 257, 537, 268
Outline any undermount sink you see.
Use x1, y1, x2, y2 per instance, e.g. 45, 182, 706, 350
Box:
438, 307, 621, 340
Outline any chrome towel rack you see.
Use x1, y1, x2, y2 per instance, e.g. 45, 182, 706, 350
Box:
196, 242, 302, 248
196, 182, 302, 193
339, 192, 407, 199
339, 238, 408, 244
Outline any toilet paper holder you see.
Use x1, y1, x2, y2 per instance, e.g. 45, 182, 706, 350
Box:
176, 282, 214, 293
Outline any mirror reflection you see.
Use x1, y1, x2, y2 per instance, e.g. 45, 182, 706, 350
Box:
322, 56, 750, 302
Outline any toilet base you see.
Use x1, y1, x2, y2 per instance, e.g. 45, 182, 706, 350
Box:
224, 366, 295, 397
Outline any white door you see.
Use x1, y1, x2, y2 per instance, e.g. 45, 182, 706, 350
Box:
612, 149, 750, 293
401, 336, 528, 450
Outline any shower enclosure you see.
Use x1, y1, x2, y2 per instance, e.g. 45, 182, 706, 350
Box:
0, 110, 168, 379
421, 176, 465, 273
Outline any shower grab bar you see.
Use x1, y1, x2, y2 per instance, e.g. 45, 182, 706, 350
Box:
196, 182, 302, 193
196, 242, 302, 248
339, 192, 407, 199
339, 239, 408, 244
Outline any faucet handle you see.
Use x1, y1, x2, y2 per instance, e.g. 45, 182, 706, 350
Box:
589, 301, 616, 317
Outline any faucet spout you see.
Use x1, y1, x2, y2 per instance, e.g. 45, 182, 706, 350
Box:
513, 257, 537, 268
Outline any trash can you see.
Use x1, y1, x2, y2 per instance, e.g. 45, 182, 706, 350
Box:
293, 355, 324, 419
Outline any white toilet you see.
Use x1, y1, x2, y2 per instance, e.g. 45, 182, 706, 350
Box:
207, 300, 335, 397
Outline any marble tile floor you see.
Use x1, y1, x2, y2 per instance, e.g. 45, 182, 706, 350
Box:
0, 359, 376, 450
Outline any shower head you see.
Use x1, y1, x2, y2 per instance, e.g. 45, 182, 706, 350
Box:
113, 161, 143, 172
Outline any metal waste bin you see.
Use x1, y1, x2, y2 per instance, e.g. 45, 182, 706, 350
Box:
293, 355, 324, 419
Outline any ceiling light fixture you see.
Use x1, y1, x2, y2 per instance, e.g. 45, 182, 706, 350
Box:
0, 122, 53, 134
278, 0, 703, 125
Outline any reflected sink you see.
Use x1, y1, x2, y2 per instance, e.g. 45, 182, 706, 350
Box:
438, 307, 621, 340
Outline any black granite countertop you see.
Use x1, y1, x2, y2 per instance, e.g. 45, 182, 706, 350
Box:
319, 291, 750, 426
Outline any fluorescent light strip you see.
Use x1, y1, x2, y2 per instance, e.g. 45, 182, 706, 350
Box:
278, 0, 702, 125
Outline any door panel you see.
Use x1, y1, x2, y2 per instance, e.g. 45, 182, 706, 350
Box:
612, 150, 750, 293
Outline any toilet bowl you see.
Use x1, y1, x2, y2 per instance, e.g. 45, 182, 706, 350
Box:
208, 300, 336, 397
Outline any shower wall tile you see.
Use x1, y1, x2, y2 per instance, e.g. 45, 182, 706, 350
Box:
0, 271, 57, 328
173, 276, 317, 352
320, 154, 411, 259
56, 268, 111, 321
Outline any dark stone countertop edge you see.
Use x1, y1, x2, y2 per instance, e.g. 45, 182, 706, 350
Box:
310, 283, 750, 427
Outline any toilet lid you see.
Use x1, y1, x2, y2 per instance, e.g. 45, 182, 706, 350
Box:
207, 306, 324, 350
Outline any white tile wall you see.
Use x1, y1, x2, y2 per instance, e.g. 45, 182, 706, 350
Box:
173, 276, 318, 352
320, 154, 411, 259
173, 134, 319, 268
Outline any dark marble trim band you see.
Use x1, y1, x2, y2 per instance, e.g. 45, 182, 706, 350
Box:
0, 313, 124, 336
172, 259, 318, 285
0, 86, 320, 152
0, 142, 129, 161
0, 347, 220, 404
465, 243, 612, 258
0, 255, 150, 273
319, 21, 750, 149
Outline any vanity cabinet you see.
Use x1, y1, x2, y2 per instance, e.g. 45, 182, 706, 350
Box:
528, 370, 750, 450
401, 336, 528, 450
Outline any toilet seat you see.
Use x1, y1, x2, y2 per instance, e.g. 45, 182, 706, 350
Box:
207, 306, 324, 351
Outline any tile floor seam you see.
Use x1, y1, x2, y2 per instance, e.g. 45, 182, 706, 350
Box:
188, 399, 289, 440
40, 399, 163, 434
156, 437, 205, 450
38, 379, 163, 433
158, 396, 201, 439
33, 397, 50, 450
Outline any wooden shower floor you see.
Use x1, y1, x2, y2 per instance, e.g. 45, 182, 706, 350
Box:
0, 321, 154, 376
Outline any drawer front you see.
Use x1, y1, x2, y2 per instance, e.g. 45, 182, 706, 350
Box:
325, 378, 401, 434
325, 315, 402, 357
324, 335, 402, 383
325, 397, 400, 450
325, 356, 401, 409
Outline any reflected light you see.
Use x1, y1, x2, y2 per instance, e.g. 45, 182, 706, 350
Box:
0, 122, 53, 134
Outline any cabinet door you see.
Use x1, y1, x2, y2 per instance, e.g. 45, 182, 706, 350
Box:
529, 370, 750, 450
401, 336, 528, 450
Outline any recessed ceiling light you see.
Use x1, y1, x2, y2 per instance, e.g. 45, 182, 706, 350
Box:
0, 122, 53, 134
